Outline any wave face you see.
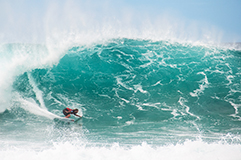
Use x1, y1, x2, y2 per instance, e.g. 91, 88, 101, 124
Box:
1, 39, 241, 159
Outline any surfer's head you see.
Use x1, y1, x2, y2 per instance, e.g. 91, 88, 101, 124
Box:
73, 109, 78, 113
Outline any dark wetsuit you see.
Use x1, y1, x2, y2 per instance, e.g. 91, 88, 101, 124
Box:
63, 108, 75, 116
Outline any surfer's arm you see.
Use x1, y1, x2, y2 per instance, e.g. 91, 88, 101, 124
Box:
75, 114, 82, 118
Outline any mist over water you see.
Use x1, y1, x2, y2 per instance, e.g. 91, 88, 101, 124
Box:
0, 0, 227, 44
1, 1, 241, 160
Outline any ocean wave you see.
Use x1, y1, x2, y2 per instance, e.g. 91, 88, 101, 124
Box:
0, 38, 240, 154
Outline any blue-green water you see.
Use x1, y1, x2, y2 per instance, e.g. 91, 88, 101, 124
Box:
0, 39, 241, 159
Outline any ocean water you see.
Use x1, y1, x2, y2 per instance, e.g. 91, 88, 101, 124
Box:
0, 38, 241, 159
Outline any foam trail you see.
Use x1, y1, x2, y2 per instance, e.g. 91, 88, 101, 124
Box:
19, 97, 59, 120
27, 72, 46, 109
229, 101, 241, 120
178, 97, 200, 120
190, 72, 209, 97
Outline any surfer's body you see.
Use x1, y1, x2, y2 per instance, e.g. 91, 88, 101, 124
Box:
63, 108, 82, 118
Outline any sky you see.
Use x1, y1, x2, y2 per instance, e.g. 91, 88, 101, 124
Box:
0, 0, 241, 43
131, 0, 241, 41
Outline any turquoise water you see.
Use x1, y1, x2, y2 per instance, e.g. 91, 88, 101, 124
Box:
0, 39, 241, 159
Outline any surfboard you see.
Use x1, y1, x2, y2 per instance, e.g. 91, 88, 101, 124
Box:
54, 117, 74, 124
54, 117, 82, 125
74, 117, 82, 123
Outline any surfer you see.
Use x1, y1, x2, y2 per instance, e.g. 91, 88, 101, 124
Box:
63, 108, 82, 118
